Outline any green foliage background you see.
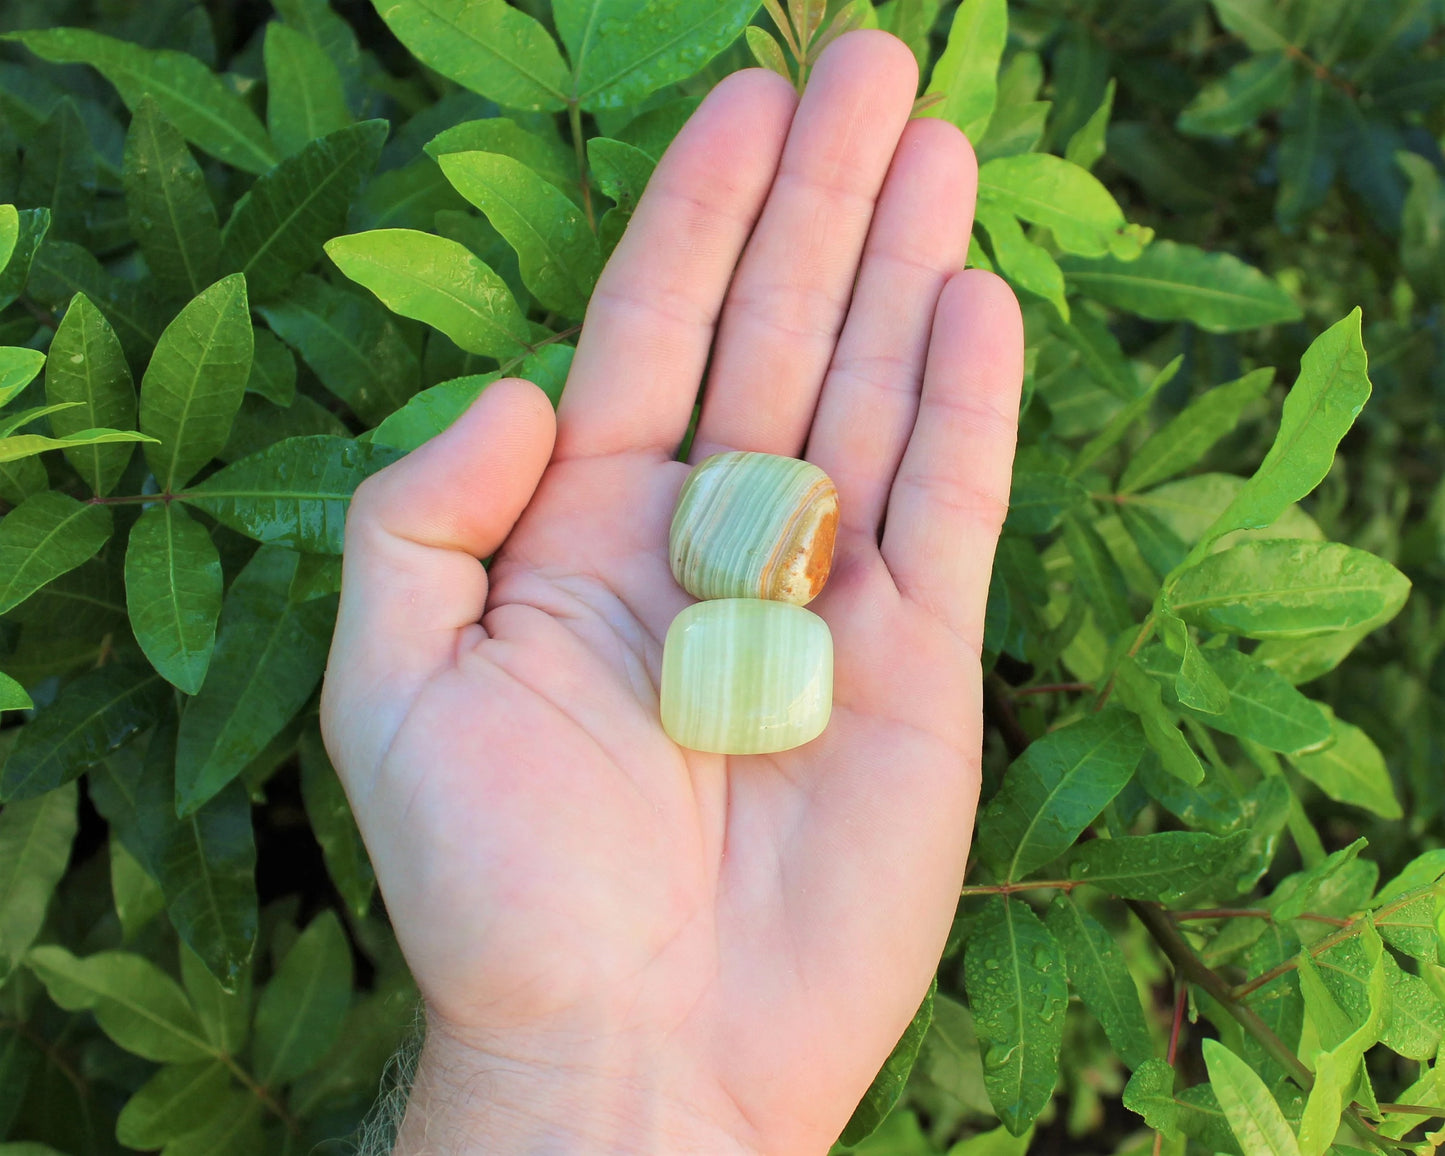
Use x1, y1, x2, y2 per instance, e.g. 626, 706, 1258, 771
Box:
0, 0, 1443, 1153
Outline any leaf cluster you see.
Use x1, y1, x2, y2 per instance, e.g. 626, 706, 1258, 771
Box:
0, 1, 1443, 1155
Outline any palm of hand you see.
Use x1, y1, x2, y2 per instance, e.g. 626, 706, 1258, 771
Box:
322, 32, 1022, 1152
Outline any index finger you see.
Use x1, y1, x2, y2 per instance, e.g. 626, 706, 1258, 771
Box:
553, 68, 796, 462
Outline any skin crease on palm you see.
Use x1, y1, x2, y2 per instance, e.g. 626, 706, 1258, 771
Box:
319, 29, 1025, 1156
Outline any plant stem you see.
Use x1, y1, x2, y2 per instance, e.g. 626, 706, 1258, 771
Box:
984, 673, 1032, 758
1012, 682, 1094, 697
1130, 900, 1400, 1152
1153, 982, 1190, 1156
1232, 885, 1439, 1000
960, 879, 1079, 897
1094, 615, 1156, 711
222, 1054, 302, 1136
568, 101, 596, 233
1173, 907, 1350, 927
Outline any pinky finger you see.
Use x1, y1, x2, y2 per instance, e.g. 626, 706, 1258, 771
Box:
880, 270, 1024, 649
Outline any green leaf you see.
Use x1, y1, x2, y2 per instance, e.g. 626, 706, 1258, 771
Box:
1142, 646, 1332, 755
1179, 53, 1295, 137
1155, 612, 1230, 714
139, 272, 254, 492
0, 206, 16, 272
27, 238, 169, 366
256, 274, 420, 425
1210, 0, 1295, 52
554, 0, 761, 110
4, 28, 277, 174
110, 835, 164, 940
299, 727, 374, 917
1315, 932, 1442, 1060
175, 547, 335, 815
43, 292, 137, 495
1286, 708, 1401, 820
184, 435, 401, 555
840, 977, 936, 1146
372, 0, 569, 110
1065, 78, 1115, 171
1064, 831, 1251, 901
325, 228, 533, 359
1189, 310, 1371, 552
1251, 624, 1378, 687
1375, 850, 1445, 908
1123, 474, 1324, 555
0, 672, 31, 712
1170, 540, 1411, 641
1071, 355, 1182, 478
1269, 838, 1368, 924
180, 940, 250, 1054
1122, 1059, 1183, 1138
0, 426, 156, 464
1062, 514, 1132, 639
1201, 1038, 1303, 1156
25, 945, 213, 1063
146, 1088, 262, 1156
975, 708, 1145, 882
0, 782, 77, 983
371, 344, 575, 452
264, 21, 351, 158
253, 909, 353, 1085
1119, 369, 1274, 495
963, 897, 1069, 1135
274, 0, 364, 110
0, 491, 112, 616
1060, 240, 1302, 333
1044, 894, 1153, 1070
0, 402, 85, 439
219, 120, 387, 303
0, 347, 46, 407
245, 327, 296, 407
976, 206, 1069, 320
116, 1061, 232, 1150
122, 98, 220, 299
17, 98, 93, 245
587, 137, 656, 211
0, 665, 167, 802
1276, 79, 1345, 230
429, 118, 577, 199
977, 153, 1148, 260
124, 503, 223, 694
921, 0, 1009, 141
1297, 927, 1387, 1156
1003, 470, 1090, 535
0, 208, 50, 313
744, 26, 789, 80
439, 150, 603, 318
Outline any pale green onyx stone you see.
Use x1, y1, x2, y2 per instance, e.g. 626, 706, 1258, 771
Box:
670, 451, 839, 605
660, 599, 833, 755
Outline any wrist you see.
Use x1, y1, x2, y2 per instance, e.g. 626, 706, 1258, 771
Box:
391, 1011, 759, 1155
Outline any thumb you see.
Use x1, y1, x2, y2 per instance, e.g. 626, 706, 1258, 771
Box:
322, 378, 556, 772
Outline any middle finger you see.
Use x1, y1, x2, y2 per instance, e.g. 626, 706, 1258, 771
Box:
688, 31, 919, 463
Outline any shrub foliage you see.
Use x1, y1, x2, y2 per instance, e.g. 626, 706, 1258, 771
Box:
0, 0, 1442, 1153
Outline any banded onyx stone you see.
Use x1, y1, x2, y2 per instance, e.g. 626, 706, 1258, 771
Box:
669, 451, 839, 605
660, 599, 833, 755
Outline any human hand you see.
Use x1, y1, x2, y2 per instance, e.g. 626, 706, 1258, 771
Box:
320, 29, 1023, 1156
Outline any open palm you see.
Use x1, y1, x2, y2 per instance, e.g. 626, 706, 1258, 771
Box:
321, 31, 1023, 1154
